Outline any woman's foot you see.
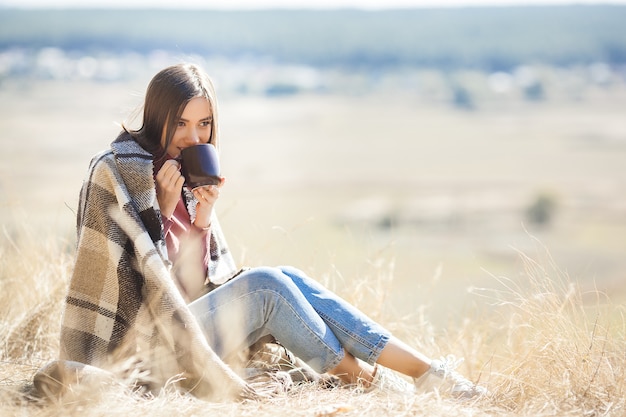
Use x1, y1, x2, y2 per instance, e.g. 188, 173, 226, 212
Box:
414, 355, 487, 399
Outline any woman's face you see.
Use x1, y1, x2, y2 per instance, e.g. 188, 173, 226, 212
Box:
162, 96, 213, 158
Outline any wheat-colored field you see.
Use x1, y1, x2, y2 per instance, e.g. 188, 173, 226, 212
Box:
1, 78, 625, 415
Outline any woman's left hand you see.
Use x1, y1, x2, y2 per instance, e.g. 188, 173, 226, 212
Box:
192, 178, 225, 229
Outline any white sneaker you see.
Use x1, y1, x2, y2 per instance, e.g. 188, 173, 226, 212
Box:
363, 365, 415, 395
414, 355, 487, 399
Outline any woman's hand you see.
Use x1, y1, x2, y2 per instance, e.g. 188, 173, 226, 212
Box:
192, 178, 225, 229
155, 159, 185, 219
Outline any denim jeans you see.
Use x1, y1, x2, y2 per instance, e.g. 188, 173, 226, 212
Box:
187, 266, 391, 373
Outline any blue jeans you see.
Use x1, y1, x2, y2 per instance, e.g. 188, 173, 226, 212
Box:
187, 266, 391, 373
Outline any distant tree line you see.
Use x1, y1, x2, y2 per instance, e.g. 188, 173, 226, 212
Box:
1, 6, 625, 71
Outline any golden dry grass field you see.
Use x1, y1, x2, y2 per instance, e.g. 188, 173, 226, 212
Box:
1, 77, 626, 416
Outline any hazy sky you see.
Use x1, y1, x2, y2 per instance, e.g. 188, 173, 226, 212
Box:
1, 0, 625, 8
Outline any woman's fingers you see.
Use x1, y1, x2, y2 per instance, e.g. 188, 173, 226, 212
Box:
192, 184, 219, 204
157, 160, 183, 187
155, 160, 185, 218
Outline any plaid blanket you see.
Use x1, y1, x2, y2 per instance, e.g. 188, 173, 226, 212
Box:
57, 132, 242, 397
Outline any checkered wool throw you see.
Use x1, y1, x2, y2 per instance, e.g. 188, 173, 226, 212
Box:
58, 132, 242, 397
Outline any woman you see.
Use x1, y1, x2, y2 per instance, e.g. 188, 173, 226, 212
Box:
45, 63, 486, 401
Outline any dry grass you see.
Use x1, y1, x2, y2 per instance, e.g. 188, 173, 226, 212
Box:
1, 228, 624, 417
470, 240, 626, 415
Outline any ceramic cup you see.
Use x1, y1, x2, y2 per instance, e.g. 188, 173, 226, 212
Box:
180, 143, 221, 189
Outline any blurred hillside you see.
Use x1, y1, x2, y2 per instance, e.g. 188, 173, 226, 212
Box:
1, 6, 626, 105
2, 6, 626, 69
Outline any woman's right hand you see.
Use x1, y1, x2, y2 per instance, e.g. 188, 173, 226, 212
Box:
155, 159, 185, 219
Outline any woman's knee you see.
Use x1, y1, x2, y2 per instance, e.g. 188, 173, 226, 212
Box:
278, 266, 320, 291
238, 266, 295, 291
277, 265, 306, 279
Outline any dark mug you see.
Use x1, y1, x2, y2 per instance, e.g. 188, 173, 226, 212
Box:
180, 143, 221, 189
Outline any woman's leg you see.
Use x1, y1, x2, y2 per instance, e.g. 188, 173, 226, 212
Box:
189, 265, 429, 386
376, 337, 431, 378
277, 266, 485, 396
327, 351, 375, 385
187, 267, 345, 374
278, 266, 391, 365
278, 266, 431, 380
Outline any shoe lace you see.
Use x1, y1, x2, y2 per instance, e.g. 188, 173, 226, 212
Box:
433, 355, 474, 389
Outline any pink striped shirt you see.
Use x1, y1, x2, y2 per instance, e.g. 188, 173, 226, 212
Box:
155, 155, 211, 302
162, 196, 211, 302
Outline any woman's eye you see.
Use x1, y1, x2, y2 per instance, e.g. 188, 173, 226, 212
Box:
177, 121, 185, 127
200, 120, 212, 127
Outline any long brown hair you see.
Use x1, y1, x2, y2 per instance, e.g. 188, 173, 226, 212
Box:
126, 63, 220, 161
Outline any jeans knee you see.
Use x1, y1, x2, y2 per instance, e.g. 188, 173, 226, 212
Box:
278, 265, 318, 289
277, 265, 306, 279
239, 266, 295, 292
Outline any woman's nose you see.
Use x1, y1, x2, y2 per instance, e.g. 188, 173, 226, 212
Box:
187, 128, 201, 144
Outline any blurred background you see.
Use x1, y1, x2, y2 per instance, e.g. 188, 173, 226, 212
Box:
1, 0, 625, 325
